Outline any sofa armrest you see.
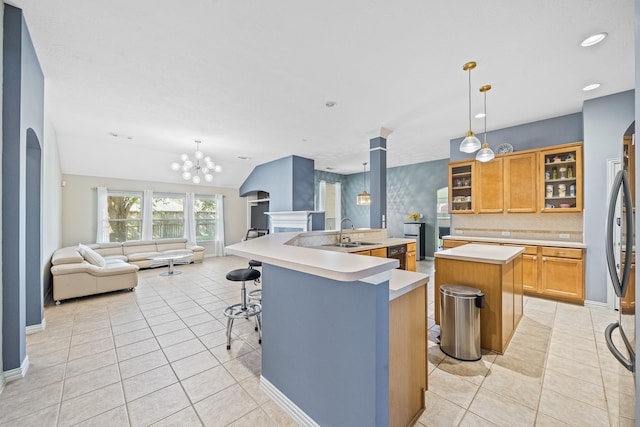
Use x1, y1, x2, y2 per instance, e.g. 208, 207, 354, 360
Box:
52, 247, 84, 265
186, 243, 205, 253
52, 260, 138, 277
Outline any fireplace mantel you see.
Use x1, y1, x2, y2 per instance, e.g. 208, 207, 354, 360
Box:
265, 211, 322, 233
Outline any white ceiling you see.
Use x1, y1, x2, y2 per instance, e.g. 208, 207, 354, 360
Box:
7, 0, 635, 188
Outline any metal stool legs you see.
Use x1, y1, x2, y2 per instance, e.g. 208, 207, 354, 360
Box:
224, 268, 262, 350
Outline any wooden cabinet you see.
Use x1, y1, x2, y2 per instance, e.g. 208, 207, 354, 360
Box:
449, 161, 474, 213
540, 246, 584, 303
504, 153, 538, 213
371, 247, 387, 258
352, 249, 371, 256
442, 239, 469, 249
476, 158, 504, 213
406, 242, 416, 272
540, 143, 583, 212
621, 256, 635, 314
503, 244, 538, 292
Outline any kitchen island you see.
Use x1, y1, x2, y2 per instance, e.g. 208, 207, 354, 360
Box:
434, 244, 524, 354
226, 230, 428, 427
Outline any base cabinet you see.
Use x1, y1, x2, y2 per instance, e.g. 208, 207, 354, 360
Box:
406, 242, 417, 272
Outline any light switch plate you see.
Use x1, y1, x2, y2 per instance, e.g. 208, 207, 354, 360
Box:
501, 231, 511, 237
559, 233, 570, 239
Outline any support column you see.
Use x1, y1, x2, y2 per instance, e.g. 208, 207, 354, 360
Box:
369, 137, 387, 229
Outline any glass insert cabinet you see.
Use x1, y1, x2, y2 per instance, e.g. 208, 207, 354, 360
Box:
539, 144, 582, 212
448, 161, 474, 213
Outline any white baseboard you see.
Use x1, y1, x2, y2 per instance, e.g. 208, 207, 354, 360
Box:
585, 299, 610, 309
26, 318, 46, 335
260, 376, 319, 427
0, 372, 5, 395
4, 355, 29, 382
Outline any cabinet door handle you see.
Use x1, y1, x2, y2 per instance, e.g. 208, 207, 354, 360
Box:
533, 256, 537, 261
556, 251, 565, 255
507, 208, 511, 212
542, 257, 547, 262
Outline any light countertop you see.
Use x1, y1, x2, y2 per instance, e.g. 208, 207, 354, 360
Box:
435, 243, 524, 264
443, 235, 586, 249
311, 237, 416, 253
225, 231, 428, 300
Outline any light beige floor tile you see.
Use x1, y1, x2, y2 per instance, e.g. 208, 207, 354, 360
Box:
459, 410, 500, 426
238, 376, 271, 405
175, 306, 206, 319
194, 383, 258, 427
142, 305, 174, 318
533, 412, 571, 426
119, 349, 168, 379
198, 329, 229, 349
113, 327, 154, 347
116, 337, 160, 361
542, 368, 606, 410
435, 356, 492, 385
480, 363, 541, 410
155, 328, 196, 348
171, 350, 220, 380
28, 347, 69, 368
544, 353, 602, 385
228, 407, 277, 427
68, 336, 115, 361
468, 388, 536, 427
0, 381, 63, 424
27, 336, 71, 356
427, 368, 480, 409
146, 312, 181, 327
123, 364, 178, 402
0, 403, 59, 427
58, 382, 124, 426
70, 327, 113, 347
182, 365, 236, 403
151, 406, 203, 426
492, 348, 546, 381
150, 319, 187, 336
62, 363, 120, 400
127, 383, 190, 427
66, 349, 118, 378
417, 390, 466, 426
182, 312, 216, 327
189, 319, 226, 337
546, 339, 599, 369
0, 363, 65, 398
224, 351, 262, 382
112, 319, 149, 336
538, 388, 609, 427
73, 405, 130, 427
162, 338, 207, 362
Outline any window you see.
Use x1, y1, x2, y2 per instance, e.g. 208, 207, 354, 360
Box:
107, 192, 142, 242
194, 196, 217, 242
152, 195, 185, 239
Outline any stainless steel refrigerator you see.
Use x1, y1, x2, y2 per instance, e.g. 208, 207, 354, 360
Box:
605, 135, 636, 423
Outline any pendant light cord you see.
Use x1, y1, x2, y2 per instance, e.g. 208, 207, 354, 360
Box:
468, 69, 472, 132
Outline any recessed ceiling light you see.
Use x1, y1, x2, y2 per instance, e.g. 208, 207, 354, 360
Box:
474, 113, 486, 119
581, 32, 608, 47
237, 156, 251, 160
325, 101, 337, 108
583, 83, 601, 91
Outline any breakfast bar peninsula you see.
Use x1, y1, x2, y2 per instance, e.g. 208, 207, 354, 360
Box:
226, 229, 429, 427
434, 244, 525, 354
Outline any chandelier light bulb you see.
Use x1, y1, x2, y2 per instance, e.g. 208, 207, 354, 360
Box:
172, 140, 221, 184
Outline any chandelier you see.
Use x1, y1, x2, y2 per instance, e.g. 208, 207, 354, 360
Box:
357, 162, 371, 206
475, 85, 495, 162
459, 61, 482, 153
170, 140, 221, 184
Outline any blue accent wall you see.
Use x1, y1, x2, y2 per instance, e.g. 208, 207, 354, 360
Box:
450, 113, 584, 162
2, 4, 44, 371
239, 155, 314, 212
261, 263, 389, 426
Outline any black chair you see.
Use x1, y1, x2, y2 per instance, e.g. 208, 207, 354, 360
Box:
223, 268, 262, 349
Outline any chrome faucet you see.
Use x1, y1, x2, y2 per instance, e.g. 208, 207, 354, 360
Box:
339, 217, 355, 244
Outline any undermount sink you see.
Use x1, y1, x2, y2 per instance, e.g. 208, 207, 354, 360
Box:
323, 241, 379, 248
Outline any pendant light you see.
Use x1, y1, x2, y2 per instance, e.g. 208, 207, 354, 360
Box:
459, 61, 482, 153
475, 84, 495, 162
357, 162, 371, 206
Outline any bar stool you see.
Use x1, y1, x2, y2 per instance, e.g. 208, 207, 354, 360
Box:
223, 268, 262, 350
247, 260, 262, 304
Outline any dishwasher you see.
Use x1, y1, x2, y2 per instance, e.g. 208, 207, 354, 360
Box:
387, 244, 407, 270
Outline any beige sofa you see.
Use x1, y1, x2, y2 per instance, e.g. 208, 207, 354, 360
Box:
51, 238, 205, 304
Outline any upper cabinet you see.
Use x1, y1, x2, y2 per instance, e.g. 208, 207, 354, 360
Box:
539, 143, 583, 213
449, 142, 582, 214
476, 158, 504, 213
504, 153, 538, 213
449, 161, 475, 213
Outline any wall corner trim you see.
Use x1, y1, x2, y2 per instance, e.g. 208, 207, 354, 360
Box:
3, 355, 29, 382
260, 376, 319, 427
25, 318, 46, 335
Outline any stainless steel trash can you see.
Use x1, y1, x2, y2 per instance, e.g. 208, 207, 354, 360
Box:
439, 284, 485, 361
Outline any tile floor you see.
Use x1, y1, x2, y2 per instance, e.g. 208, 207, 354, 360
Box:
0, 256, 634, 426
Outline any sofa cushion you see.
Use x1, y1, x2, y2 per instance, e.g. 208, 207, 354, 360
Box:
122, 240, 157, 256
90, 242, 124, 257
126, 251, 161, 262
78, 243, 106, 268
52, 246, 84, 266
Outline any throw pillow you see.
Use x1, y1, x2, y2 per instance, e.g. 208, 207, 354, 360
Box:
78, 243, 106, 268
